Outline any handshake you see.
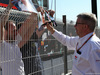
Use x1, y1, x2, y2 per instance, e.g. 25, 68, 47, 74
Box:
38, 10, 57, 31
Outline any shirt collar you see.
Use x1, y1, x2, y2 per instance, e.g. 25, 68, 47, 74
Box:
77, 32, 94, 46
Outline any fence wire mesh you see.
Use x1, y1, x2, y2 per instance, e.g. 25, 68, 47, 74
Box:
0, 7, 74, 75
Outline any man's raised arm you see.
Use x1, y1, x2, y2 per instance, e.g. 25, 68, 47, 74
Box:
18, 12, 37, 48
0, 0, 13, 41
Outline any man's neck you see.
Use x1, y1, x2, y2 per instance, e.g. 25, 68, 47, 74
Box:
79, 31, 93, 38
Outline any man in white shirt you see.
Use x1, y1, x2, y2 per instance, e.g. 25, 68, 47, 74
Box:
45, 13, 100, 75
0, 0, 37, 75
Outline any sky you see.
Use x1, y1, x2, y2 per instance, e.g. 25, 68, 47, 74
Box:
48, 0, 100, 27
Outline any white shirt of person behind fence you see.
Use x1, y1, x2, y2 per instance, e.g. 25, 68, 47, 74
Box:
52, 30, 100, 75
0, 34, 25, 75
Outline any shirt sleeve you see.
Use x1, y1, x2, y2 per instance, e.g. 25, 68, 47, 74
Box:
0, 43, 1, 66
88, 49, 100, 73
52, 30, 78, 50
0, 41, 5, 65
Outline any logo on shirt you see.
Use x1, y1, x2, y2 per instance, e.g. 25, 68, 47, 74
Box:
75, 55, 78, 60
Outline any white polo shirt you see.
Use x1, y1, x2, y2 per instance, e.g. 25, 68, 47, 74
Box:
0, 34, 25, 75
52, 30, 100, 75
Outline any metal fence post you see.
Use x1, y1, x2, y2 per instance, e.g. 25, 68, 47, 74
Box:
91, 0, 98, 27
91, 0, 97, 18
63, 15, 68, 75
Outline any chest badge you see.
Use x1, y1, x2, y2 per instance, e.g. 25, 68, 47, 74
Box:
75, 55, 78, 60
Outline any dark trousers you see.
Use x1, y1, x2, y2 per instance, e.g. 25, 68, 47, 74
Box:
20, 41, 42, 75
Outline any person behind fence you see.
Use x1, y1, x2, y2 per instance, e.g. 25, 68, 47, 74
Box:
20, 6, 45, 75
0, 0, 37, 75
44, 13, 100, 75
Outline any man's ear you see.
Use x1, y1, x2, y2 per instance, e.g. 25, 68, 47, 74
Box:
84, 25, 88, 29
